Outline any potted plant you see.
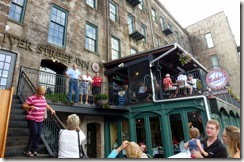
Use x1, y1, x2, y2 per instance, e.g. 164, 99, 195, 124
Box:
94, 94, 108, 107
179, 53, 192, 66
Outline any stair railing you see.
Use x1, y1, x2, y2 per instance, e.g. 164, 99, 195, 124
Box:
17, 67, 65, 157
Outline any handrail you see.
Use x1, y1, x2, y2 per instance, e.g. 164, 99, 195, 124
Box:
17, 68, 65, 157
0, 87, 14, 158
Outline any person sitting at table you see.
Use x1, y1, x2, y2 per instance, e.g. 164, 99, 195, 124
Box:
138, 83, 149, 101
163, 74, 179, 98
186, 74, 196, 95
176, 73, 192, 95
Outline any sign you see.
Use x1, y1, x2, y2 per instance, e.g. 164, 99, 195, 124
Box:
92, 62, 100, 72
3, 33, 98, 70
206, 67, 229, 90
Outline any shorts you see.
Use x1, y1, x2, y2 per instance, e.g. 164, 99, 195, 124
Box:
79, 82, 89, 95
165, 86, 177, 90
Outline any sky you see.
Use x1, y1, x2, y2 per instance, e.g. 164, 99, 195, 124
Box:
159, 0, 240, 46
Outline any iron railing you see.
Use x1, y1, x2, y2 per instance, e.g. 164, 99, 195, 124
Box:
17, 67, 65, 157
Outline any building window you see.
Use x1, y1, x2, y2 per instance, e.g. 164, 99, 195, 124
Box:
85, 23, 98, 52
138, 0, 144, 10
141, 24, 147, 42
111, 36, 120, 60
151, 8, 156, 22
110, 1, 118, 22
155, 35, 160, 47
211, 55, 219, 68
127, 14, 134, 34
160, 16, 166, 31
130, 47, 137, 55
8, 0, 27, 23
48, 5, 67, 47
86, 0, 96, 8
205, 33, 214, 48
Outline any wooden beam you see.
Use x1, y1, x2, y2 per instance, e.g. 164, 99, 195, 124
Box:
0, 87, 14, 158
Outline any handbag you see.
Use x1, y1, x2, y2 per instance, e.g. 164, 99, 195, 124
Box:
77, 130, 89, 158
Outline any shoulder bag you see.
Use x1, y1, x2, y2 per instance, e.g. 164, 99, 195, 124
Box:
77, 130, 89, 158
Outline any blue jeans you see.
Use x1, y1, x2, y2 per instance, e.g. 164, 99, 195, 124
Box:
25, 120, 43, 153
67, 79, 79, 102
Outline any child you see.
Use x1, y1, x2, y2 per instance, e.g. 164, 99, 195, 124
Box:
184, 127, 208, 158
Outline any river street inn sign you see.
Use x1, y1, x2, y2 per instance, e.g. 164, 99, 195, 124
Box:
3, 33, 95, 70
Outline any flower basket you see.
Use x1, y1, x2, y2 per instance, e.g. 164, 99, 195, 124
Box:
179, 53, 192, 66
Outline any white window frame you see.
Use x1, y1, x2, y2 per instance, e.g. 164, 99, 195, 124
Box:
205, 33, 214, 48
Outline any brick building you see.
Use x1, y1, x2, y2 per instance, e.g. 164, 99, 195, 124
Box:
186, 12, 240, 96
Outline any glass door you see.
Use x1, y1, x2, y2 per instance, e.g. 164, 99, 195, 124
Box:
169, 113, 185, 155
0, 50, 16, 89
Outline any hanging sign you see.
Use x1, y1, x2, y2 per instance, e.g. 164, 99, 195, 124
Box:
206, 67, 229, 90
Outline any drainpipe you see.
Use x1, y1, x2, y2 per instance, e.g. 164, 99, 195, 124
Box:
145, 0, 155, 47
149, 43, 211, 120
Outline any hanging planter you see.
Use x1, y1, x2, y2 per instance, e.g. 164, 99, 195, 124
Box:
179, 53, 192, 66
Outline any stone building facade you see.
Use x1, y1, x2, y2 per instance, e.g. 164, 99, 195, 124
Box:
186, 12, 240, 96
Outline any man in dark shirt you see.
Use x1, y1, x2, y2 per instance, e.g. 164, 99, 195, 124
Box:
192, 119, 228, 158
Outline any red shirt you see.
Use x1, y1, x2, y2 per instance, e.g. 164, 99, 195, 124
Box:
25, 94, 47, 122
163, 77, 174, 90
92, 76, 103, 87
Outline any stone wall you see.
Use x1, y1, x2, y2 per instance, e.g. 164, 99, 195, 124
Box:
186, 12, 240, 96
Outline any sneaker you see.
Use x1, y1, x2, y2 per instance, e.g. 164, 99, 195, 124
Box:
33, 152, 40, 156
85, 102, 88, 105
26, 152, 34, 157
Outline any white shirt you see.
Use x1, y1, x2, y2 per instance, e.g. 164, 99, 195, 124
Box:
138, 86, 146, 93
66, 68, 81, 79
82, 75, 93, 82
58, 129, 86, 158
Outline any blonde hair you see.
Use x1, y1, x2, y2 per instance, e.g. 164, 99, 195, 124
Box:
207, 119, 220, 130
125, 142, 142, 158
225, 126, 240, 157
66, 114, 80, 130
36, 86, 46, 94
189, 127, 200, 139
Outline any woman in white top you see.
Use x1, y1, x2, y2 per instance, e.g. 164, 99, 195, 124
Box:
58, 114, 86, 158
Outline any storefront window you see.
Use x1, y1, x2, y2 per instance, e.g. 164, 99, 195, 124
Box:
150, 116, 164, 158
169, 113, 184, 155
187, 111, 204, 137
122, 119, 129, 141
110, 121, 118, 150
136, 118, 145, 143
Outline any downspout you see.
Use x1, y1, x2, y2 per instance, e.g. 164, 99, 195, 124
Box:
145, 0, 155, 47
149, 43, 211, 120
105, 0, 109, 62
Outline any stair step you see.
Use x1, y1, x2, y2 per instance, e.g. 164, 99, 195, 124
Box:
6, 154, 50, 158
10, 114, 26, 121
4, 145, 47, 157
12, 99, 22, 104
11, 103, 22, 109
6, 136, 29, 146
8, 128, 29, 136
9, 121, 28, 128
11, 108, 26, 115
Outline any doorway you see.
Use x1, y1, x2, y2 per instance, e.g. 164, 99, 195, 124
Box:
87, 123, 97, 158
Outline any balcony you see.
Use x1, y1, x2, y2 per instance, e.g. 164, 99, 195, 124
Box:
129, 31, 145, 41
128, 20, 145, 41
126, 0, 141, 7
162, 24, 173, 36
17, 67, 129, 115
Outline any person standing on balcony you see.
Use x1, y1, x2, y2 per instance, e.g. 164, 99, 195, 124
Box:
80, 72, 93, 104
92, 72, 103, 97
22, 86, 56, 157
65, 64, 81, 103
